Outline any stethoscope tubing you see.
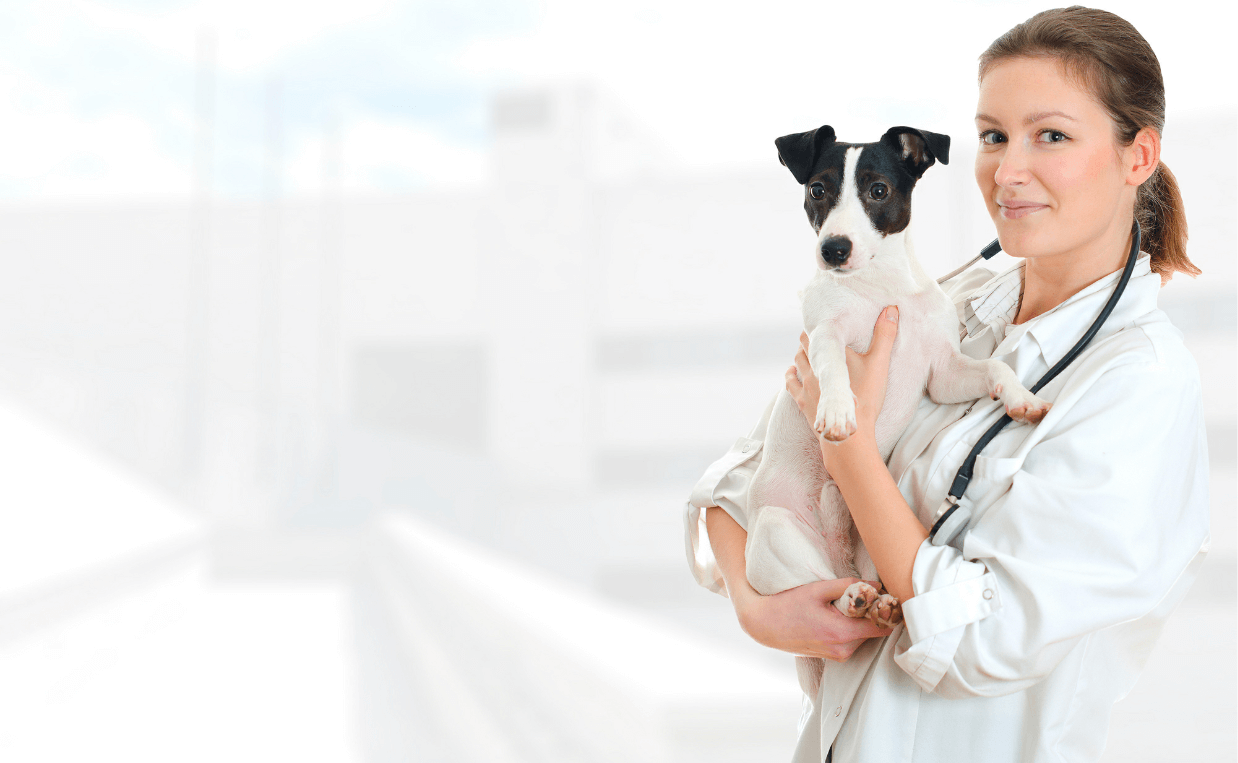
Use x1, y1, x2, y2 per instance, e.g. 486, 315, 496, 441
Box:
928, 221, 1142, 544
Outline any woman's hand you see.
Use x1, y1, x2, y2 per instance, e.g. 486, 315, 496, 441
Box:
786, 305, 900, 444
736, 576, 893, 661
705, 506, 891, 661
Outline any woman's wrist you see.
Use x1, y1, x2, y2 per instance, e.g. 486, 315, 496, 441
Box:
819, 426, 878, 473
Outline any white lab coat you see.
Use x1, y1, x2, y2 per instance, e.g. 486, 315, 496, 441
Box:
684, 254, 1210, 763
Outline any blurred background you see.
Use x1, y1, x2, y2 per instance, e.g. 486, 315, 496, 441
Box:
0, 0, 1232, 761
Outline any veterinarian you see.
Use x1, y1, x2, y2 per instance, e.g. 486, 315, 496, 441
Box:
684, 7, 1209, 762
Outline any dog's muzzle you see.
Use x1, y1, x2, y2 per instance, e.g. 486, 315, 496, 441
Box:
821, 236, 852, 267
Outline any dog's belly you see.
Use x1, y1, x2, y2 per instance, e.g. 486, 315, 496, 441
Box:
874, 333, 934, 456
745, 333, 933, 596
749, 392, 826, 518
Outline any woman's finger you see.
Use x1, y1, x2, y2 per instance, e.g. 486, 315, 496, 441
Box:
785, 365, 802, 393
831, 610, 894, 640
866, 305, 899, 363
794, 346, 812, 378
799, 330, 810, 351
811, 576, 866, 600
815, 637, 866, 662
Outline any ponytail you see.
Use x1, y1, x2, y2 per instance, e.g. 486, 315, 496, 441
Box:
1138, 162, 1197, 284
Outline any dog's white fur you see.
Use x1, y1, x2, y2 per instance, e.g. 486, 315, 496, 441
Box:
745, 146, 1050, 702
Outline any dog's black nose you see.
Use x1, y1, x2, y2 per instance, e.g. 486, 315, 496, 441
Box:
821, 236, 852, 266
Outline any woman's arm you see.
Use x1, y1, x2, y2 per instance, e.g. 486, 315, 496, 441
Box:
786, 306, 926, 603
790, 307, 1210, 698
705, 506, 891, 661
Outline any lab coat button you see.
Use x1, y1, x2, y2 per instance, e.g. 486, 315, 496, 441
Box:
983, 589, 994, 600
741, 445, 750, 453
834, 706, 842, 717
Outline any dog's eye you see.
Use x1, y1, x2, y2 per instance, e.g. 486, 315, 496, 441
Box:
809, 183, 826, 200
869, 183, 888, 201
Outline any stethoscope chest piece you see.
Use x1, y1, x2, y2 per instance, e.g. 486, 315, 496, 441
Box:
930, 495, 973, 547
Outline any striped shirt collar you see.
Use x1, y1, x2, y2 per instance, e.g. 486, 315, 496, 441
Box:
961, 254, 1159, 368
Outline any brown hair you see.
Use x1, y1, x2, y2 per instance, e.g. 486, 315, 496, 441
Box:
979, 6, 1199, 284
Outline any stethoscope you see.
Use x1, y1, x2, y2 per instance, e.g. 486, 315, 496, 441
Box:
927, 221, 1142, 546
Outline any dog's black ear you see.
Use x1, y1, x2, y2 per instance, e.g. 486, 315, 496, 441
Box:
881, 126, 950, 178
775, 125, 836, 185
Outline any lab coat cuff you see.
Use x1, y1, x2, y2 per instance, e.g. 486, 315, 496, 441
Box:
894, 540, 1002, 690
684, 437, 763, 595
687, 436, 763, 517
684, 501, 725, 594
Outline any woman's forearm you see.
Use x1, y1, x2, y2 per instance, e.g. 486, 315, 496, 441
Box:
824, 433, 926, 604
704, 507, 759, 611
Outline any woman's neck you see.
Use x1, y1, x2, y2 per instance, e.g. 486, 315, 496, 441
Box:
1014, 220, 1136, 325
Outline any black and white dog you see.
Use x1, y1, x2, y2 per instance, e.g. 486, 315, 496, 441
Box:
744, 125, 1049, 699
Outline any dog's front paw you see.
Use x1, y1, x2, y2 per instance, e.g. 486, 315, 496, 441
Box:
867, 593, 903, 629
991, 383, 1052, 424
833, 581, 880, 618
814, 395, 857, 442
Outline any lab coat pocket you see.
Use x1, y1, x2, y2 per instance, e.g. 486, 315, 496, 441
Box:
967, 455, 1023, 523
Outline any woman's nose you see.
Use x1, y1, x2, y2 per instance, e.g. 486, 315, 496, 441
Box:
993, 141, 1031, 187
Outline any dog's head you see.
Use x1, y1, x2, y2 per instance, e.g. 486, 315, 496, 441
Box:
775, 125, 950, 273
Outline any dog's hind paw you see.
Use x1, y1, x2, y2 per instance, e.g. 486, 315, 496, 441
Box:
833, 581, 880, 618
867, 593, 903, 629
814, 395, 857, 442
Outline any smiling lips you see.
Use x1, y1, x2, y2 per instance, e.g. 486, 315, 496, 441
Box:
998, 199, 1049, 219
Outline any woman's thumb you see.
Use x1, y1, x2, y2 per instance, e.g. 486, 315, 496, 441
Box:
871, 305, 899, 349
815, 577, 862, 602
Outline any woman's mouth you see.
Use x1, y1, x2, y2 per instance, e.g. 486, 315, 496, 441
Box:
998, 200, 1049, 220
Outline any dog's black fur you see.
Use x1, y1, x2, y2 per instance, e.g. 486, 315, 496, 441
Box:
776, 125, 951, 241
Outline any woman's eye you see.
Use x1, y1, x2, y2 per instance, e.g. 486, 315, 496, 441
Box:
1037, 129, 1069, 143
809, 183, 826, 200
869, 183, 888, 201
979, 130, 1005, 145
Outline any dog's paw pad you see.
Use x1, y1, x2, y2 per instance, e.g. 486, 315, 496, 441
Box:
834, 581, 880, 618
1023, 400, 1051, 424
867, 593, 903, 628
997, 386, 1052, 425
1006, 398, 1051, 424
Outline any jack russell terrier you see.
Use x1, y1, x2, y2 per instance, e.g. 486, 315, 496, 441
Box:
744, 124, 1050, 699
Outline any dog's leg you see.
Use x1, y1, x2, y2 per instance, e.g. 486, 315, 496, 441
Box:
796, 656, 825, 707
746, 505, 837, 596
806, 324, 856, 441
852, 532, 878, 582
813, 480, 879, 619
928, 349, 1051, 424
842, 525, 903, 626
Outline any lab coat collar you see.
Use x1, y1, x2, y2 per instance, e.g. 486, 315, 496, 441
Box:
963, 254, 1159, 369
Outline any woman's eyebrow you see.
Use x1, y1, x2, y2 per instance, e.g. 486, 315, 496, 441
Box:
1024, 110, 1079, 125
974, 111, 1080, 126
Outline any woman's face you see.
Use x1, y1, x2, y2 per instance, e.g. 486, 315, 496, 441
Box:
974, 56, 1136, 263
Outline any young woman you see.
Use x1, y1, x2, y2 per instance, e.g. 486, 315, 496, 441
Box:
685, 7, 1209, 762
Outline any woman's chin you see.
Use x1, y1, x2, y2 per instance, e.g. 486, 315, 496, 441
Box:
992, 222, 1051, 260
997, 239, 1039, 261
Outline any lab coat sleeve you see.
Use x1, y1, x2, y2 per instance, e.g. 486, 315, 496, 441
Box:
683, 395, 776, 595
893, 343, 1211, 698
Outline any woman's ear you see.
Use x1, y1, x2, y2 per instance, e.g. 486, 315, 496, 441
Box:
1126, 126, 1160, 186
